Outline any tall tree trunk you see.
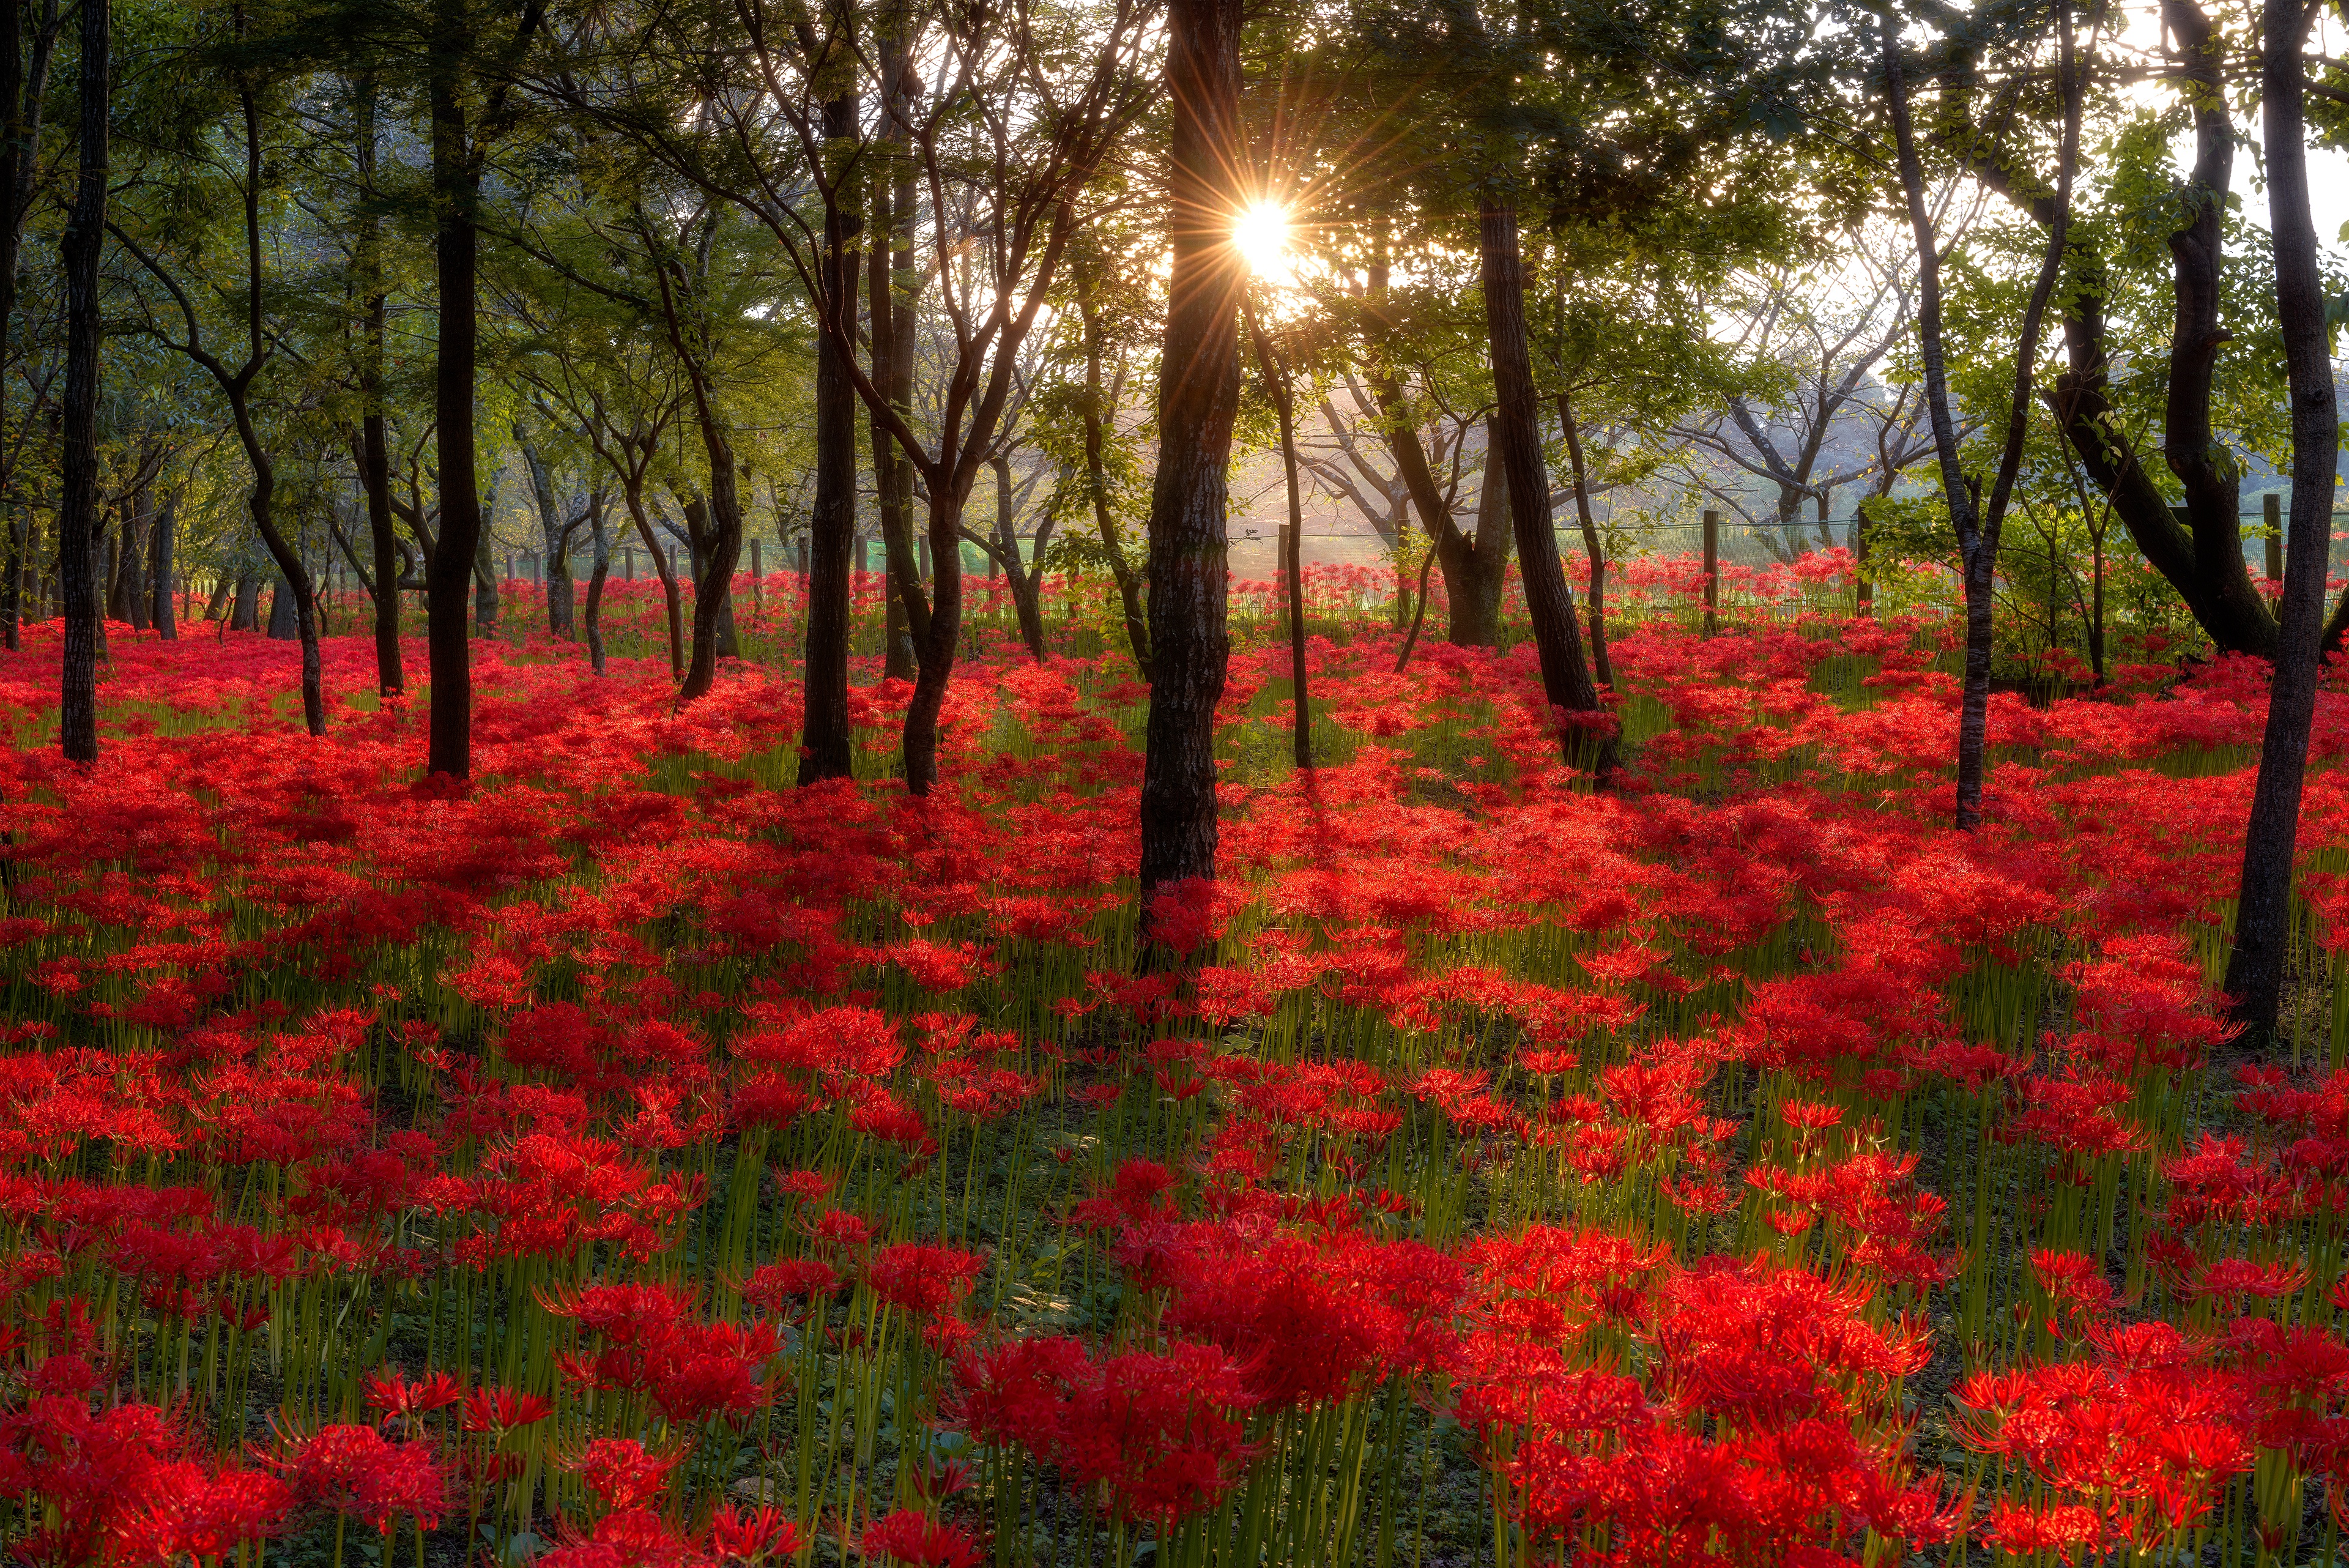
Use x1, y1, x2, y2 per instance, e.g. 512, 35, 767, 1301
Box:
1245, 300, 1309, 768
874, 66, 922, 685
1366, 248, 1506, 650
1886, 9, 2073, 829
2159, 0, 2256, 637
149, 488, 174, 639
1077, 280, 1149, 675
268, 575, 297, 639
583, 492, 609, 675
1557, 392, 1611, 688
1479, 201, 1608, 775
1138, 0, 1242, 940
426, 0, 482, 778
679, 485, 740, 697
472, 527, 500, 633
356, 73, 402, 696
993, 453, 1046, 661
117, 478, 149, 630
56, 0, 105, 762
798, 84, 860, 782
2, 507, 18, 650
1444, 431, 1511, 645
232, 570, 259, 631
622, 485, 683, 677
2223, 0, 2337, 1039
0, 0, 57, 658
901, 489, 966, 793
519, 434, 575, 637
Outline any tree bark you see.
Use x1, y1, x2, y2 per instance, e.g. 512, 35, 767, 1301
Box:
149, 489, 174, 639
1479, 201, 1609, 775
0, 0, 57, 658
991, 453, 1046, 660
114, 484, 146, 628
1887, 9, 2073, 828
356, 74, 402, 696
2158, 0, 2260, 643
874, 68, 922, 685
678, 486, 740, 696
426, 2, 483, 777
1077, 278, 1149, 675
1138, 0, 1243, 938
1246, 299, 1309, 768
1557, 392, 1611, 688
56, 0, 105, 762
2, 507, 18, 650
583, 493, 609, 675
2222, 0, 2338, 1039
518, 433, 575, 637
798, 84, 861, 782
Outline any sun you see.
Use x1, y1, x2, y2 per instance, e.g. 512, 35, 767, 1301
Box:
1233, 201, 1296, 284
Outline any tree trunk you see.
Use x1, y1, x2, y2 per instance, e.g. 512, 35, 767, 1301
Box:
1245, 301, 1309, 768
873, 83, 922, 685
2159, 0, 2257, 644
472, 517, 499, 636
427, 58, 481, 776
1479, 201, 1609, 775
1078, 280, 1149, 675
117, 485, 148, 630
2, 507, 18, 650
798, 85, 861, 782
1441, 438, 1511, 648
0, 0, 58, 659
56, 0, 105, 762
232, 571, 259, 630
2047, 261, 2277, 658
623, 489, 683, 678
267, 575, 297, 639
2222, 0, 2337, 1039
1138, 0, 1243, 938
149, 488, 174, 639
902, 487, 968, 793
1855, 491, 1876, 614
993, 453, 1046, 661
1887, 9, 2072, 829
1557, 393, 1611, 688
426, 0, 482, 778
356, 74, 402, 696
519, 434, 575, 637
584, 493, 609, 675
680, 484, 741, 697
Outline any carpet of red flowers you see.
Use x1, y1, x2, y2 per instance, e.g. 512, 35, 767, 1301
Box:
4, 567, 2347, 1568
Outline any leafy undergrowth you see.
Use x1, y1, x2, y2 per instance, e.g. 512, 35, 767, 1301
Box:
6, 600, 2349, 1568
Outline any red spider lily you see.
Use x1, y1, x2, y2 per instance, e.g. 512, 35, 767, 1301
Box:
864, 1244, 987, 1318
572, 1437, 683, 1511
272, 1423, 448, 1531
707, 1503, 807, 1563
461, 1386, 556, 1435
952, 1335, 1256, 1523
362, 1367, 462, 1421
860, 1508, 982, 1568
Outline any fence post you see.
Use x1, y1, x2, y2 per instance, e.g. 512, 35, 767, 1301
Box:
1702, 508, 1720, 637
2266, 491, 2284, 583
